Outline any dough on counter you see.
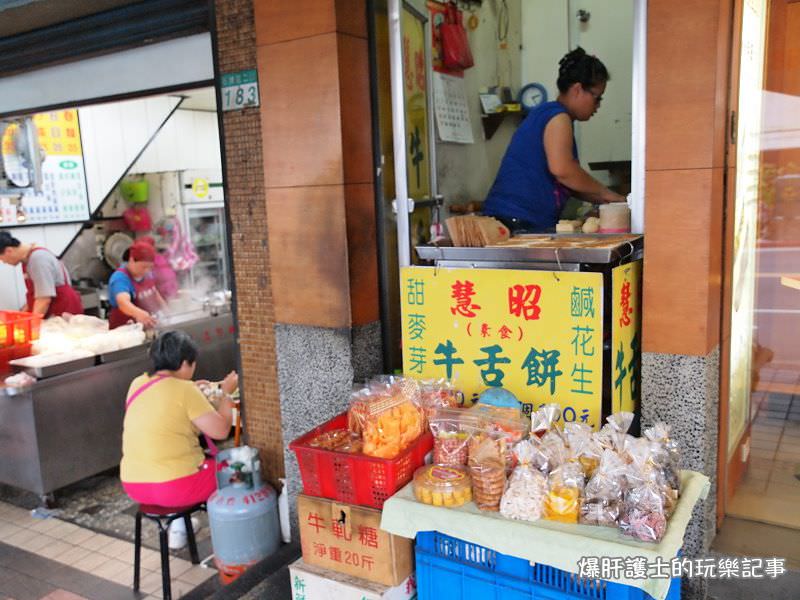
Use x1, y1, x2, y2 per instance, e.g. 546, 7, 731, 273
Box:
582, 217, 600, 233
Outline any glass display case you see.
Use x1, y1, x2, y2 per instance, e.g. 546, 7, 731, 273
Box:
182, 203, 229, 292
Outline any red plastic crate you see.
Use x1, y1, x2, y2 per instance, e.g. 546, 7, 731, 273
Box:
0, 311, 42, 372
289, 413, 433, 509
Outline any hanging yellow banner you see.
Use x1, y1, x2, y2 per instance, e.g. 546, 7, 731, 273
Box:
611, 260, 642, 414
401, 266, 604, 429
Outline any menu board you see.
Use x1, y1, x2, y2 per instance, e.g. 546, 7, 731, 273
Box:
1, 109, 91, 226
400, 266, 604, 427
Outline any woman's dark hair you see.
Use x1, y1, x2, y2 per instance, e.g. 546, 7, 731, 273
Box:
149, 330, 199, 374
0, 231, 21, 253
557, 47, 609, 93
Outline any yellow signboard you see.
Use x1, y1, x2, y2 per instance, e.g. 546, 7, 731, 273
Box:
1, 109, 89, 225
611, 260, 642, 414
401, 266, 604, 428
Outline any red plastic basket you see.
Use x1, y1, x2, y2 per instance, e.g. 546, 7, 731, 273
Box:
289, 413, 433, 509
0, 310, 43, 372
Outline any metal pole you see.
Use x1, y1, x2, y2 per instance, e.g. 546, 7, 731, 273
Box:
388, 0, 411, 267
424, 16, 438, 201
630, 0, 647, 234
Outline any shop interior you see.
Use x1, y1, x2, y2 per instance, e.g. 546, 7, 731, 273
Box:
0, 86, 230, 321
373, 0, 635, 369
0, 86, 235, 568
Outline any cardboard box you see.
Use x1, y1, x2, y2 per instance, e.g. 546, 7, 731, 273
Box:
298, 494, 414, 586
289, 558, 416, 600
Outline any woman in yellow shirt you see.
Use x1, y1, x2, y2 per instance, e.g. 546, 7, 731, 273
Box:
120, 330, 238, 510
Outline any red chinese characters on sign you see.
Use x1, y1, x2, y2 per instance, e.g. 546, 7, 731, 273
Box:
403, 36, 413, 93
358, 525, 379, 549
415, 49, 426, 91
329, 546, 342, 562
508, 284, 542, 321
331, 519, 352, 541
306, 512, 325, 533
450, 280, 481, 318
619, 281, 633, 327
312, 542, 327, 558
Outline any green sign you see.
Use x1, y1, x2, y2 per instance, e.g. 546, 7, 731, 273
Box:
220, 69, 259, 111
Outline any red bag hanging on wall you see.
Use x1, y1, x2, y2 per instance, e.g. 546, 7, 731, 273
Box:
440, 1, 474, 70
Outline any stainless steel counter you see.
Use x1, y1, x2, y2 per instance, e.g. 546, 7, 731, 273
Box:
416, 234, 643, 268
0, 312, 238, 501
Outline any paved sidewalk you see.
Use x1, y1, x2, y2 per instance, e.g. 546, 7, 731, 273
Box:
0, 501, 214, 600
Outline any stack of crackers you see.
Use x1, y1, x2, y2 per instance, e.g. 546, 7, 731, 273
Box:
445, 215, 510, 247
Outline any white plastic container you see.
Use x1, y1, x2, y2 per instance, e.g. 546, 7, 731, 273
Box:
599, 203, 631, 233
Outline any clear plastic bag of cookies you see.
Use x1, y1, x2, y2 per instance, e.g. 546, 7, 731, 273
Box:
580, 449, 627, 527
429, 407, 481, 466
468, 434, 507, 511
500, 440, 547, 522
564, 422, 602, 477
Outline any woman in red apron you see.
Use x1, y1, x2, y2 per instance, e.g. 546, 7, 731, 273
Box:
0, 232, 83, 317
108, 241, 166, 329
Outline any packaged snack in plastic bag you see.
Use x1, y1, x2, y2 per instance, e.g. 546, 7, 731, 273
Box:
544, 462, 584, 523
469, 407, 529, 471
468, 434, 507, 511
644, 422, 682, 494
348, 379, 424, 458
308, 429, 363, 454
429, 407, 481, 466
600, 412, 636, 457
619, 481, 668, 542
419, 379, 463, 425
580, 449, 627, 526
625, 435, 679, 518
413, 464, 472, 507
528, 429, 566, 474
564, 422, 602, 477
500, 440, 548, 521
530, 403, 563, 439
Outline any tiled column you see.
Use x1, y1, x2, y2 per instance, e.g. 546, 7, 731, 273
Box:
214, 0, 284, 485
644, 1, 733, 598
252, 0, 382, 531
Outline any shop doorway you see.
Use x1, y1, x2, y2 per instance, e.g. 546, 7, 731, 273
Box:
723, 0, 800, 530
369, 0, 639, 372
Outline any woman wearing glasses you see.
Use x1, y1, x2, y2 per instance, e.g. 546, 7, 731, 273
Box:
483, 47, 626, 233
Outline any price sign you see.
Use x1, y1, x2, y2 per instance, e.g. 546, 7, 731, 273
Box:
220, 69, 260, 112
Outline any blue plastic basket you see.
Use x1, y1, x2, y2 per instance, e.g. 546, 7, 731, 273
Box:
415, 531, 681, 600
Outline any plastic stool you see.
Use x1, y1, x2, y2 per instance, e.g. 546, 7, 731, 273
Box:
133, 502, 205, 600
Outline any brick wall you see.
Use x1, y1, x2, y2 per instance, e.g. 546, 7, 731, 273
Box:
213, 0, 284, 484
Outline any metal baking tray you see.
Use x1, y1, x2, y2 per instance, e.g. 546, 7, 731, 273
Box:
97, 343, 148, 365
416, 234, 642, 265
9, 355, 97, 379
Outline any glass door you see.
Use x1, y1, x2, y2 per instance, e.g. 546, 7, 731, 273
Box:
724, 0, 800, 529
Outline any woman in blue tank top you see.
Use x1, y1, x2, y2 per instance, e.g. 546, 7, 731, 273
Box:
484, 48, 626, 232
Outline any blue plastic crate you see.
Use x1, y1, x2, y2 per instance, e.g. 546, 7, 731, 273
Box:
415, 531, 681, 600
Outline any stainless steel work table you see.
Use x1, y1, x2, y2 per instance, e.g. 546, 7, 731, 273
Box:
0, 312, 238, 503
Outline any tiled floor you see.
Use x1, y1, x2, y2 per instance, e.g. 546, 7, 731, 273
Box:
728, 367, 800, 529
0, 501, 215, 600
